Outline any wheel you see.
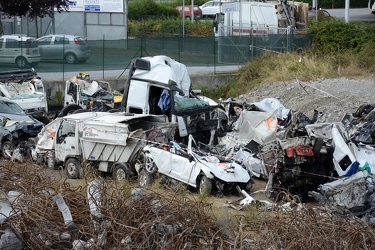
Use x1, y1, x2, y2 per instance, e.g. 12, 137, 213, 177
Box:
65, 158, 83, 179
1, 141, 15, 159
245, 180, 252, 193
138, 170, 154, 187
144, 153, 157, 174
15, 57, 28, 68
46, 154, 57, 170
58, 104, 82, 117
65, 53, 77, 64
113, 163, 129, 181
198, 175, 212, 195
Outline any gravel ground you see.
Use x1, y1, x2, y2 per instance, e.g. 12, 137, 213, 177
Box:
237, 77, 375, 123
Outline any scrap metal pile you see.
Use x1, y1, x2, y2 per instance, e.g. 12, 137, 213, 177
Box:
215, 99, 375, 214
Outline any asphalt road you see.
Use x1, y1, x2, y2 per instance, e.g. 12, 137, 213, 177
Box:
327, 7, 375, 22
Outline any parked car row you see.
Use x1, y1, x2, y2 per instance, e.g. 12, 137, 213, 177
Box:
0, 34, 91, 68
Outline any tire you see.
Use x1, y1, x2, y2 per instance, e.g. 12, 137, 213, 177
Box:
46, 154, 57, 170
65, 158, 83, 179
138, 170, 154, 187
15, 57, 28, 68
198, 175, 212, 195
144, 153, 157, 174
65, 53, 77, 64
245, 180, 252, 193
58, 104, 82, 117
1, 141, 15, 159
113, 163, 129, 181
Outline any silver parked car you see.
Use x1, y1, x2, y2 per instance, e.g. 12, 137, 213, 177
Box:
0, 35, 41, 68
36, 34, 91, 64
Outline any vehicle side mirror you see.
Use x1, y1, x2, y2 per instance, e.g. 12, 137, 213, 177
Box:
168, 80, 185, 96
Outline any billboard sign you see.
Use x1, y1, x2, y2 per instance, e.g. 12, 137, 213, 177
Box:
66, 0, 124, 12
222, 2, 240, 13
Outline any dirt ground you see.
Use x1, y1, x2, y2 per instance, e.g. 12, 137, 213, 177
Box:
237, 77, 375, 123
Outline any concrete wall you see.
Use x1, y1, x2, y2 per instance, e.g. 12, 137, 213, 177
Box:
1, 11, 127, 40
44, 73, 237, 107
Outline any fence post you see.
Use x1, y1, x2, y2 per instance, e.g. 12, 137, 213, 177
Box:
213, 31, 216, 74
62, 35, 65, 81
287, 26, 292, 53
103, 35, 105, 79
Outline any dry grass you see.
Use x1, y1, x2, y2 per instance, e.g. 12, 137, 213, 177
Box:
229, 50, 373, 100
1, 160, 374, 249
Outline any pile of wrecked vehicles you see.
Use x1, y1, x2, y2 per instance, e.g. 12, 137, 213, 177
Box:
2, 56, 375, 212
31, 55, 253, 197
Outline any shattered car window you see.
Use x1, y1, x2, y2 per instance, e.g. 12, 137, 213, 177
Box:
80, 88, 113, 103
174, 96, 210, 114
10, 93, 44, 100
0, 100, 26, 115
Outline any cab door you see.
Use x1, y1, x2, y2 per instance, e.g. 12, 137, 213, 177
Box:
55, 120, 80, 162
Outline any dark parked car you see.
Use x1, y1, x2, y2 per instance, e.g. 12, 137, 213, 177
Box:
36, 34, 91, 64
176, 5, 203, 20
308, 9, 333, 21
0, 97, 44, 158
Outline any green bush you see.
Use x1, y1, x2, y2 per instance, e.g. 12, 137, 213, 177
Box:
128, 0, 179, 20
308, 19, 375, 55
128, 17, 214, 37
299, 0, 367, 9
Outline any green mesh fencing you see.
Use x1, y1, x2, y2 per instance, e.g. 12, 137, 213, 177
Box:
0, 32, 312, 78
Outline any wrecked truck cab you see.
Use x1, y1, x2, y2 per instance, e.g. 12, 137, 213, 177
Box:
0, 69, 49, 124
60, 73, 115, 117
121, 56, 220, 145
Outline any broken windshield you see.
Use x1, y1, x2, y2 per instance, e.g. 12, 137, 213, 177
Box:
174, 96, 210, 115
10, 93, 44, 100
0, 100, 26, 115
80, 88, 113, 102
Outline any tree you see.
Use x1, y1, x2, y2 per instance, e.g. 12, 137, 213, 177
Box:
0, 0, 71, 37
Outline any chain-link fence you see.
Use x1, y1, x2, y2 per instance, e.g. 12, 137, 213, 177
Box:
0, 30, 311, 80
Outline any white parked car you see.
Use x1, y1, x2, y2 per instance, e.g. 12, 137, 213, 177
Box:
200, 0, 228, 19
139, 135, 252, 196
0, 35, 41, 68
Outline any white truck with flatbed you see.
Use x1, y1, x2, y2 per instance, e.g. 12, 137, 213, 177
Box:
34, 111, 176, 179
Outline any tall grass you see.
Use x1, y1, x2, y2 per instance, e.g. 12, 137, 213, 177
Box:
196, 19, 375, 100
